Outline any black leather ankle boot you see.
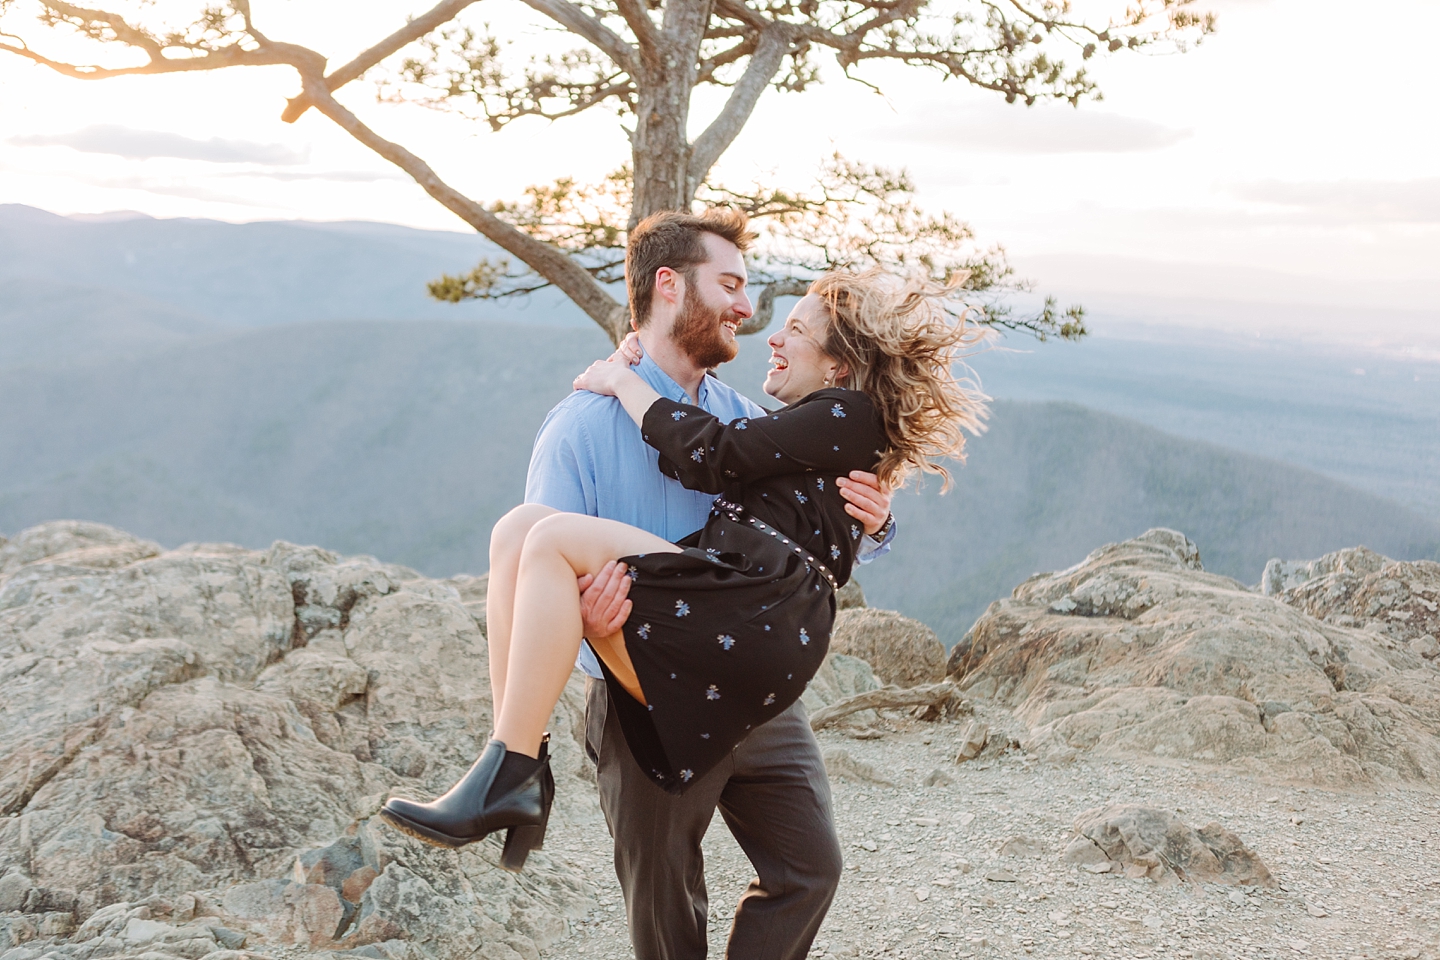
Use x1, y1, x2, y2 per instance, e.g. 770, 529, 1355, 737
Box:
380, 734, 552, 869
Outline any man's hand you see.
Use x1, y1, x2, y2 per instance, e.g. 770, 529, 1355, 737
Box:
578, 559, 632, 641
836, 470, 892, 537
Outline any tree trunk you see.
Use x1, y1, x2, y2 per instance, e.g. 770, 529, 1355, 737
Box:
628, 0, 712, 226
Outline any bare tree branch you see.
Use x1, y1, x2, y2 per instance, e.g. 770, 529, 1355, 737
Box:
518, 0, 638, 73
281, 0, 483, 123
810, 682, 964, 731
687, 22, 793, 195
740, 277, 808, 335
610, 0, 659, 66
296, 70, 628, 342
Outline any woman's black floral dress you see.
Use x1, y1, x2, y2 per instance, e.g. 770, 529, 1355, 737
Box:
601, 386, 886, 794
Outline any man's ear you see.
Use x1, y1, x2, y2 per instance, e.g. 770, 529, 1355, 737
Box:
654, 266, 686, 307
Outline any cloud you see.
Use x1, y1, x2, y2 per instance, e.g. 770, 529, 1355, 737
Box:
219, 169, 408, 183
8, 124, 306, 165
893, 103, 1192, 154
1231, 178, 1440, 224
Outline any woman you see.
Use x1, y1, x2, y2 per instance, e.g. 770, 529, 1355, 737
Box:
380, 269, 987, 871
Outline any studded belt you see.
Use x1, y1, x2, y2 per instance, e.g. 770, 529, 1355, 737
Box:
710, 498, 838, 592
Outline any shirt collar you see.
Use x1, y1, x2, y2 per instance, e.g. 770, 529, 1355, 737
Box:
635, 352, 710, 407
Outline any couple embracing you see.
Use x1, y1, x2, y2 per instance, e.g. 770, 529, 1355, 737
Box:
381, 208, 986, 959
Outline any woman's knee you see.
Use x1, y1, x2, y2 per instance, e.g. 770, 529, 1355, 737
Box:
492, 504, 555, 562
519, 512, 581, 558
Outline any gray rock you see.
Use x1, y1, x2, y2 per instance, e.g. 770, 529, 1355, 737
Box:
801, 653, 881, 716
0, 523, 592, 960
830, 608, 945, 688
821, 748, 892, 785
953, 721, 988, 763
0, 874, 32, 913
836, 577, 866, 611
951, 528, 1440, 786
997, 836, 1043, 858
1068, 804, 1275, 887
1267, 547, 1440, 648
921, 768, 953, 788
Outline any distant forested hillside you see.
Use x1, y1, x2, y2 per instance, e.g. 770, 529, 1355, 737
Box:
0, 203, 582, 330
2, 316, 1435, 643
5, 204, 1436, 520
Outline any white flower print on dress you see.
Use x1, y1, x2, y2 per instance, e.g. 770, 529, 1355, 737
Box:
831, 403, 846, 418
627, 566, 640, 581
717, 634, 736, 650
675, 600, 691, 617
799, 627, 810, 646
763, 693, 776, 706
690, 447, 704, 462
850, 523, 861, 540
671, 409, 688, 420
794, 490, 808, 503
705, 548, 722, 563
816, 478, 825, 491
830, 544, 841, 560
735, 419, 748, 429
636, 623, 651, 639
680, 769, 694, 782
705, 684, 721, 700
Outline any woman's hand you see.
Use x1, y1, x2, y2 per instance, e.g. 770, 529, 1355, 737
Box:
608, 332, 643, 366
574, 356, 640, 396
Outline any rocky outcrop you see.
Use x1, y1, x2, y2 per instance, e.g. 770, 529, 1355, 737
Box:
1062, 805, 1274, 887
0, 521, 592, 960
1263, 547, 1440, 658
831, 608, 945, 688
948, 529, 1440, 785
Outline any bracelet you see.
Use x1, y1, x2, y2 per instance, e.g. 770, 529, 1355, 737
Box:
868, 513, 895, 543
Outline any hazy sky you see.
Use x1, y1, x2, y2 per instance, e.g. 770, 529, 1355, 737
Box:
1, 0, 1436, 332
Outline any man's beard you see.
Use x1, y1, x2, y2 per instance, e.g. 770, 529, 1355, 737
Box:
672, 288, 740, 369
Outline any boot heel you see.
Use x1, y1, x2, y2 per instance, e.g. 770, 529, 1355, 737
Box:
500, 822, 546, 872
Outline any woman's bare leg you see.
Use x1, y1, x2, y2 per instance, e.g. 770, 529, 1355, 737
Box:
493, 513, 681, 757
487, 504, 559, 721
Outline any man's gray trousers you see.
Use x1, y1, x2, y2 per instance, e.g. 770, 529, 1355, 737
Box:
584, 677, 844, 959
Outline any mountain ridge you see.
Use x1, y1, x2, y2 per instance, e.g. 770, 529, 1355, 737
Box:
2, 315, 1434, 643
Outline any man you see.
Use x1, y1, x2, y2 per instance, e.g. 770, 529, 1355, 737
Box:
524, 209, 895, 959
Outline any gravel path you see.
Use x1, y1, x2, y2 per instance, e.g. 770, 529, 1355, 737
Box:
541, 707, 1440, 960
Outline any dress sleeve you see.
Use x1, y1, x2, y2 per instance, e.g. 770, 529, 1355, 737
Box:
641, 391, 875, 493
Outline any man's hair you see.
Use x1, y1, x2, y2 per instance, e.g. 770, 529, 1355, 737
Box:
625, 208, 753, 327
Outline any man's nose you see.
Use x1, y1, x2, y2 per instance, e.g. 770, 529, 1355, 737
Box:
734, 291, 754, 319
767, 329, 782, 348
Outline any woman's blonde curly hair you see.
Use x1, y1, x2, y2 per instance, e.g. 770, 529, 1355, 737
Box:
810, 269, 989, 491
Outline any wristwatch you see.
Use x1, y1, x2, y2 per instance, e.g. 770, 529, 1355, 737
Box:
868, 513, 895, 544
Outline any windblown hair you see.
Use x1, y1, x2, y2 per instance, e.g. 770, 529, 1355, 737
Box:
810, 270, 989, 491
626, 208, 755, 327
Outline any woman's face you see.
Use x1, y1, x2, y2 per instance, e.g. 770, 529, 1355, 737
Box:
764, 294, 841, 404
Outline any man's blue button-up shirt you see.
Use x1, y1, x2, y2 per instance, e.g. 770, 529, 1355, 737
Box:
524, 352, 892, 678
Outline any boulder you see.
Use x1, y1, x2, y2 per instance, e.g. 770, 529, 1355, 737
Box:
830, 608, 946, 687
1263, 547, 1440, 651
0, 521, 593, 960
836, 577, 866, 611
1064, 804, 1275, 887
801, 653, 880, 713
950, 528, 1440, 785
